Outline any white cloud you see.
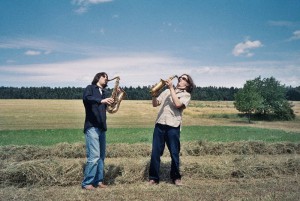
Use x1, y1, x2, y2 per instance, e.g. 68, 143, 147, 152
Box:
232, 40, 263, 57
89, 0, 112, 3
112, 14, 119, 19
0, 54, 185, 87
268, 20, 295, 27
25, 50, 41, 56
0, 38, 58, 53
72, 0, 113, 14
288, 30, 300, 41
1, 54, 299, 88
44, 50, 52, 55
6, 60, 16, 64
99, 28, 105, 35
0, 38, 107, 56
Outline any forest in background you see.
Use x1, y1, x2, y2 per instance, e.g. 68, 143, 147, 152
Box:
0, 85, 299, 101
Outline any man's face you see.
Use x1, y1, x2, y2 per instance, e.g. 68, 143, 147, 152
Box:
177, 75, 190, 89
98, 74, 108, 88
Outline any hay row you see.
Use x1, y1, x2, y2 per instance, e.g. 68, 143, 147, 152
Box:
1, 155, 299, 187
1, 141, 299, 162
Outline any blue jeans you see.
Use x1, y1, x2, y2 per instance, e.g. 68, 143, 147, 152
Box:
81, 127, 106, 188
149, 123, 181, 183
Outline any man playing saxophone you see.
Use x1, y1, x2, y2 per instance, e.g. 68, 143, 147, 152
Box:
81, 72, 114, 190
149, 74, 195, 186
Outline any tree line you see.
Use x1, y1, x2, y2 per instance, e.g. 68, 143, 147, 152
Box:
0, 85, 299, 101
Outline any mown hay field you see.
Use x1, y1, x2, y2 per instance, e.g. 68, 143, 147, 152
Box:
0, 100, 300, 201
0, 99, 300, 131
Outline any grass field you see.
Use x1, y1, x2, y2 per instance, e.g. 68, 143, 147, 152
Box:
0, 99, 299, 200
0, 100, 300, 131
1, 126, 300, 146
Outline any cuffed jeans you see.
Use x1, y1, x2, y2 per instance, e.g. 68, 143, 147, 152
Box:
81, 127, 106, 188
149, 123, 181, 183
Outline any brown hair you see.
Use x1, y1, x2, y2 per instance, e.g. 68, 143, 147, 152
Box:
91, 72, 108, 87
181, 74, 195, 93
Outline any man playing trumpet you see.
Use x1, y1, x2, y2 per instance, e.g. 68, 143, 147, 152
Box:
149, 74, 195, 186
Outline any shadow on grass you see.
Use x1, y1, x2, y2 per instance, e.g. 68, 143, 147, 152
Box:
143, 160, 173, 184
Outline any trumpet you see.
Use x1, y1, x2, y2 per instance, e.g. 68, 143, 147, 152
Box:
149, 75, 178, 97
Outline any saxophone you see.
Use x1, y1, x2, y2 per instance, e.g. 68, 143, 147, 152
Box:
149, 75, 178, 97
107, 76, 126, 114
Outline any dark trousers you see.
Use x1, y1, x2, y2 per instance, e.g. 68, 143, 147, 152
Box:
149, 123, 181, 183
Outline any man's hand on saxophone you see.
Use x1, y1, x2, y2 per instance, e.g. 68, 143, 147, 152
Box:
101, 97, 114, 105
165, 78, 174, 89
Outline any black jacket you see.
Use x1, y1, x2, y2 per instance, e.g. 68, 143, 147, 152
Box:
83, 85, 107, 133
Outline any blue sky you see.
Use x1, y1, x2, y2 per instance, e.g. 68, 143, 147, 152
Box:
0, 0, 300, 88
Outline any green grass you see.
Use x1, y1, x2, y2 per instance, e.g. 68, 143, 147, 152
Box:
0, 126, 299, 146
181, 126, 300, 142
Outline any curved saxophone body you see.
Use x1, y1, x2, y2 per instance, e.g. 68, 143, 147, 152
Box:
150, 75, 178, 97
107, 76, 126, 114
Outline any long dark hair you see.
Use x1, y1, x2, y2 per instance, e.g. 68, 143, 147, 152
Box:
91, 72, 108, 87
182, 74, 195, 93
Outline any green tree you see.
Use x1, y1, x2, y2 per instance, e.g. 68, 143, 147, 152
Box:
235, 76, 295, 121
255, 77, 295, 120
234, 80, 263, 123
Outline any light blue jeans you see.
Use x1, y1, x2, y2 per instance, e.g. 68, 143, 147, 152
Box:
81, 127, 106, 188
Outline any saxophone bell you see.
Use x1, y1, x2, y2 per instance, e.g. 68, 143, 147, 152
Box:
107, 76, 126, 114
150, 75, 178, 97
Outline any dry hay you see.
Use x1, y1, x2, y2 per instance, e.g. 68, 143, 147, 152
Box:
0, 158, 84, 187
0, 143, 86, 162
50, 142, 85, 158
1, 141, 299, 188
1, 141, 299, 162
0, 145, 50, 161
1, 177, 299, 201
183, 141, 300, 156
106, 143, 151, 158
0, 149, 299, 188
